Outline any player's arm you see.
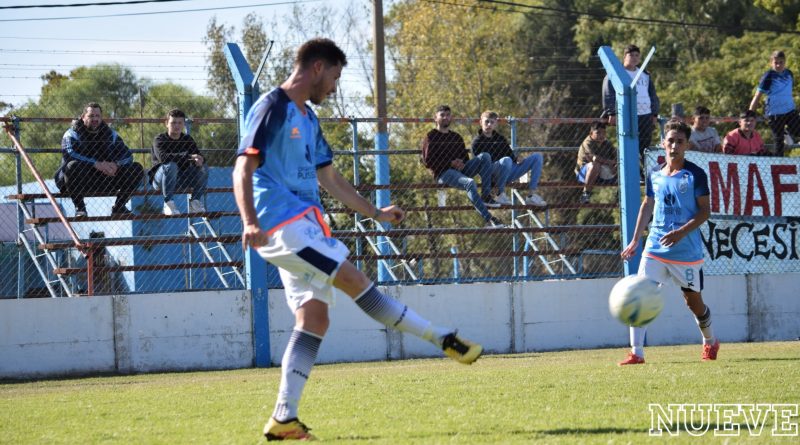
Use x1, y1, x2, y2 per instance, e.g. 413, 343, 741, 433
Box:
233, 155, 269, 250
317, 164, 404, 224
659, 195, 710, 247
621, 196, 655, 260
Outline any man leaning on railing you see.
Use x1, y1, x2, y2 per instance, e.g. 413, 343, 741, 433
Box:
54, 102, 144, 217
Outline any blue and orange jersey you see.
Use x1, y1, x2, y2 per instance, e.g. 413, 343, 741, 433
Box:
236, 88, 333, 235
644, 160, 709, 264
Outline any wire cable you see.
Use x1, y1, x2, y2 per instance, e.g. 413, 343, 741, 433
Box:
0, 0, 194, 10
0, 0, 319, 22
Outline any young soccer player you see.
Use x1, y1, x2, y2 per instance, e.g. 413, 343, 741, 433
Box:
619, 120, 719, 365
232, 38, 482, 441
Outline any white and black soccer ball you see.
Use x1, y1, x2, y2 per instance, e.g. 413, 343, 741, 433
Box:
609, 275, 664, 327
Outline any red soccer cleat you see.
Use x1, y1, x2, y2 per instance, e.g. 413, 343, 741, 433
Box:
618, 352, 645, 366
702, 339, 720, 361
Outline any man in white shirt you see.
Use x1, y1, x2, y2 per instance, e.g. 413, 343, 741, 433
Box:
602, 44, 660, 172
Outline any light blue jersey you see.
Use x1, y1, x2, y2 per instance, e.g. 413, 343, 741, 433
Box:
236, 88, 333, 235
757, 69, 796, 116
644, 160, 709, 264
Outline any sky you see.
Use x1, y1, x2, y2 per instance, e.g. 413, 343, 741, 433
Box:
0, 0, 370, 109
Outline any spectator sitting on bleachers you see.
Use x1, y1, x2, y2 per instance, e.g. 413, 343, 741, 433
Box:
55, 102, 144, 217
722, 110, 766, 156
471, 110, 546, 207
150, 108, 208, 215
688, 106, 722, 153
576, 122, 617, 204
421, 105, 504, 227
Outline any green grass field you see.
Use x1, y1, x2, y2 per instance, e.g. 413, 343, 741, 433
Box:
2, 342, 798, 444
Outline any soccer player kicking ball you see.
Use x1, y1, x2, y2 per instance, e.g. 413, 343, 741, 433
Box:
619, 120, 719, 366
233, 38, 483, 441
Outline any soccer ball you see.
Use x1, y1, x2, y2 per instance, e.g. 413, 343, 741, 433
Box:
608, 275, 664, 327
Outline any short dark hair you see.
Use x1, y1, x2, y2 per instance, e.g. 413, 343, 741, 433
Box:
694, 105, 711, 116
82, 102, 102, 116
771, 50, 786, 60
295, 38, 347, 69
591, 122, 607, 131
664, 120, 692, 140
740, 109, 757, 119
436, 105, 451, 113
167, 108, 186, 120
624, 44, 640, 55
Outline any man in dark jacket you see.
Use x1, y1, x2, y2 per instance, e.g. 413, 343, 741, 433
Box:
421, 105, 503, 227
55, 102, 144, 217
150, 108, 208, 215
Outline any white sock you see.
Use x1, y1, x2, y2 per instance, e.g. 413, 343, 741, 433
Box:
630, 326, 646, 358
695, 305, 715, 345
354, 285, 451, 346
272, 329, 322, 422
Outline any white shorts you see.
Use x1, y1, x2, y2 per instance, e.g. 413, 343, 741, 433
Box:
638, 256, 704, 293
256, 214, 350, 313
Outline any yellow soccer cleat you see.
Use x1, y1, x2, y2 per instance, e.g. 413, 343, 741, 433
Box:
264, 417, 316, 441
442, 333, 483, 365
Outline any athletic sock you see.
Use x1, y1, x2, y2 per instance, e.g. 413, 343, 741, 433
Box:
354, 284, 451, 346
272, 329, 322, 422
695, 305, 715, 345
630, 326, 646, 358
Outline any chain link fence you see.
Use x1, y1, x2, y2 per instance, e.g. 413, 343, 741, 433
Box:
3, 107, 798, 297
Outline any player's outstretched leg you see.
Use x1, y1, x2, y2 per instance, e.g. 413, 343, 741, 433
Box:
335, 262, 482, 364
619, 326, 646, 366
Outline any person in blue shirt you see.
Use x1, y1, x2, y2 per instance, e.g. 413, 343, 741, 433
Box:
232, 38, 483, 441
619, 120, 718, 365
749, 50, 800, 157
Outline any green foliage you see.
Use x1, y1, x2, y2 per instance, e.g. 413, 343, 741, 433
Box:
1, 342, 798, 444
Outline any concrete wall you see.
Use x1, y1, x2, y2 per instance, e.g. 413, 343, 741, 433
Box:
0, 290, 251, 378
1, 274, 798, 378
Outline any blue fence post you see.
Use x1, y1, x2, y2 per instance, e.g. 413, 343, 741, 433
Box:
224, 43, 271, 367
598, 46, 642, 276
374, 122, 391, 282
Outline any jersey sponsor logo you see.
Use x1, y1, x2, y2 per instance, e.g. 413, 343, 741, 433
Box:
290, 127, 301, 139
679, 173, 690, 194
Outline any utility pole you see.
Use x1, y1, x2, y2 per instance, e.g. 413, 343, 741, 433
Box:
372, 0, 391, 281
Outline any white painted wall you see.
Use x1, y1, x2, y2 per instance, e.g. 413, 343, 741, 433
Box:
1, 274, 798, 378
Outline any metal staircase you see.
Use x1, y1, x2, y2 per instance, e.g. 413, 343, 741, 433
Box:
510, 189, 578, 275
354, 216, 418, 281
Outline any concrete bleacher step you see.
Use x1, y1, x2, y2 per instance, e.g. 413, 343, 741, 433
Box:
6, 187, 233, 201
39, 234, 240, 250
349, 181, 617, 192
348, 248, 608, 261
54, 260, 243, 276
327, 202, 617, 214
332, 224, 618, 238
25, 210, 239, 225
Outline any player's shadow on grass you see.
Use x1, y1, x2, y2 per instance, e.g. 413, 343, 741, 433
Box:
538, 427, 650, 435
725, 357, 800, 363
